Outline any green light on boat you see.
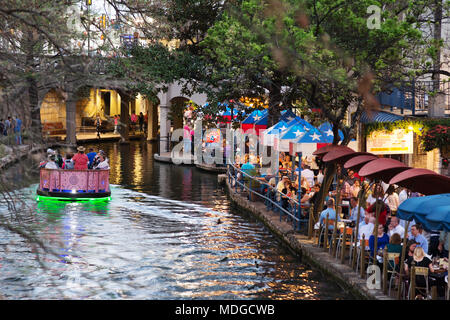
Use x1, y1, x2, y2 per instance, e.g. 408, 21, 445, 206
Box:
36, 195, 111, 202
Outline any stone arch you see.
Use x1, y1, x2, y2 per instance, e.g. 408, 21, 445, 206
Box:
40, 88, 67, 136
169, 96, 190, 130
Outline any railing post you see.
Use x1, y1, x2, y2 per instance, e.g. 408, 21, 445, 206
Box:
382, 247, 388, 294
360, 235, 366, 279
324, 213, 329, 251
410, 262, 416, 300
308, 206, 313, 239
340, 224, 347, 263
397, 220, 410, 300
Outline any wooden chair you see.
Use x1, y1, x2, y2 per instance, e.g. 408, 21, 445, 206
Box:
408, 266, 430, 299
318, 219, 335, 249
386, 252, 400, 297
356, 238, 370, 275
335, 226, 354, 260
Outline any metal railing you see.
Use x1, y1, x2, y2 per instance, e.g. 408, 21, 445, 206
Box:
227, 164, 306, 231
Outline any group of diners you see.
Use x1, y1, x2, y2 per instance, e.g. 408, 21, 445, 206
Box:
39, 146, 110, 170
232, 151, 449, 299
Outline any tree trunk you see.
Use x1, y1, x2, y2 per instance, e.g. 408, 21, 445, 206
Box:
433, 0, 442, 92
25, 31, 42, 143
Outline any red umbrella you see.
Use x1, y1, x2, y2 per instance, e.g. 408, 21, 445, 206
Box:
344, 155, 378, 172
323, 149, 374, 165
312, 144, 353, 158
358, 158, 410, 184
389, 168, 450, 195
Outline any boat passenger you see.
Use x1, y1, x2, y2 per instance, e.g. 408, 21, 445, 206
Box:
86, 148, 97, 169
72, 146, 89, 170
62, 152, 74, 170
39, 148, 55, 168
93, 153, 110, 170
45, 154, 59, 170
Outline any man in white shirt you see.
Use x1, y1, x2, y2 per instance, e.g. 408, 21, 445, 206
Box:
359, 216, 375, 240
301, 165, 315, 188
94, 154, 110, 170
387, 216, 405, 238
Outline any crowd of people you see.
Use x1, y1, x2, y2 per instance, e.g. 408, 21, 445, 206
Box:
39, 146, 110, 170
0, 115, 23, 145
233, 151, 449, 299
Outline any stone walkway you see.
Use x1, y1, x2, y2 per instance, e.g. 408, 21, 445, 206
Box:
220, 174, 393, 300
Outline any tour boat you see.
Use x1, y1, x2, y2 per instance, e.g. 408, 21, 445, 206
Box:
36, 168, 111, 201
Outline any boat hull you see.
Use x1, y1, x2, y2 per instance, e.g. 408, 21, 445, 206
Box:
36, 189, 111, 201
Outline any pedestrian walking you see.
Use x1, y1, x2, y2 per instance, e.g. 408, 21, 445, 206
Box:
95, 115, 102, 139
14, 115, 22, 145
138, 112, 144, 132
114, 115, 119, 134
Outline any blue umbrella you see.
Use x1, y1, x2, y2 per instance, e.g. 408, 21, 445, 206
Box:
397, 194, 450, 232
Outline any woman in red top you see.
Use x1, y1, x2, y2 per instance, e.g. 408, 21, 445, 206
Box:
72, 146, 89, 170
367, 199, 388, 226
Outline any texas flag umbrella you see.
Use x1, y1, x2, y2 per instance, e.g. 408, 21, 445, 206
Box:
319, 122, 344, 141
293, 126, 333, 155
241, 109, 267, 133
286, 116, 316, 131
261, 120, 290, 146
275, 123, 307, 151
280, 109, 297, 122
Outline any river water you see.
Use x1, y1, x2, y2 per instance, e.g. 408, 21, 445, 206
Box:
0, 141, 353, 299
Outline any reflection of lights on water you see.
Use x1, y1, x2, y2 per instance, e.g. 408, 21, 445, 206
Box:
132, 146, 144, 186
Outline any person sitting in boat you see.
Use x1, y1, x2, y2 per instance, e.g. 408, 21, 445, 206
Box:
92, 150, 105, 168
45, 154, 59, 169
39, 148, 55, 168
62, 152, 74, 170
72, 146, 89, 170
93, 152, 110, 170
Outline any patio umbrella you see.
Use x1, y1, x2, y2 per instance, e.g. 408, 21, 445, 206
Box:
318, 122, 344, 141
358, 158, 410, 184
323, 149, 374, 165
254, 111, 268, 136
241, 109, 267, 133
389, 168, 450, 196
397, 193, 450, 300
344, 154, 378, 172
276, 123, 307, 151
280, 109, 297, 122
313, 144, 353, 158
261, 120, 289, 146
294, 127, 335, 156
397, 194, 450, 230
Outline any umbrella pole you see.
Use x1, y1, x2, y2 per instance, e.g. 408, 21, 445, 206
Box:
397, 220, 410, 300
352, 183, 369, 269
372, 194, 381, 268
297, 152, 303, 229
331, 170, 341, 257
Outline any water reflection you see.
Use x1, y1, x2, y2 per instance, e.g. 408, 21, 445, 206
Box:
0, 141, 353, 300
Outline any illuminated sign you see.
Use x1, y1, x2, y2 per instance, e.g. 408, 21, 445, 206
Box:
367, 129, 413, 154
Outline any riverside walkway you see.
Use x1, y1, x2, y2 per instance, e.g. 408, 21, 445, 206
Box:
219, 173, 393, 300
